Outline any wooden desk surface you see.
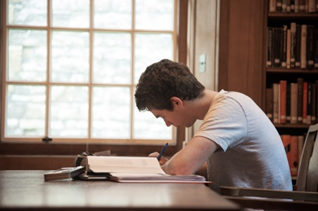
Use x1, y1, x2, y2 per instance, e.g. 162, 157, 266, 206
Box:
0, 170, 240, 211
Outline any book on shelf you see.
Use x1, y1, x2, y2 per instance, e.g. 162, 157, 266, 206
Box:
290, 135, 299, 176
302, 81, 308, 123
315, 30, 318, 68
286, 83, 291, 122
267, 27, 274, 67
286, 28, 291, 68
312, 83, 317, 123
295, 24, 301, 68
300, 25, 307, 69
290, 82, 298, 124
297, 78, 304, 123
266, 88, 274, 121
290, 22, 297, 68
307, 25, 315, 69
280, 80, 287, 123
273, 83, 280, 123
282, 25, 288, 68
281, 134, 304, 176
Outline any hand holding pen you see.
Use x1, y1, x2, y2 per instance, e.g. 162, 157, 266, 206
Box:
157, 143, 168, 161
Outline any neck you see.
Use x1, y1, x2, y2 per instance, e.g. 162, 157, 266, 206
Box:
184, 89, 218, 120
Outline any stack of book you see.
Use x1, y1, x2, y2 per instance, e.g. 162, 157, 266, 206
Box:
266, 79, 318, 125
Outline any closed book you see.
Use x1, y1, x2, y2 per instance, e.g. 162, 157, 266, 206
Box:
286, 83, 291, 123
290, 136, 299, 176
302, 82, 308, 124
295, 24, 301, 68
306, 83, 312, 124
297, 78, 303, 123
267, 28, 274, 67
269, 0, 277, 12
306, 25, 314, 69
290, 0, 295, 12
282, 0, 287, 12
299, 0, 305, 12
281, 25, 288, 68
314, 29, 318, 68
276, 0, 283, 11
312, 84, 317, 123
294, 0, 299, 12
298, 135, 304, 162
300, 25, 307, 69
308, 0, 316, 12
286, 29, 291, 69
273, 28, 283, 67
286, 0, 291, 12
290, 83, 298, 124
290, 23, 297, 68
280, 80, 287, 124
266, 88, 274, 121
273, 83, 280, 123
281, 135, 291, 170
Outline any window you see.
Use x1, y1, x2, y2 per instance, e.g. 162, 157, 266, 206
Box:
1, 0, 177, 145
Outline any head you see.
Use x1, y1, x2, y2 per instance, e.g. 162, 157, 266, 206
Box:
135, 59, 205, 112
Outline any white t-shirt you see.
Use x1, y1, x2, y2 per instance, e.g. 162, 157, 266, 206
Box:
194, 90, 292, 193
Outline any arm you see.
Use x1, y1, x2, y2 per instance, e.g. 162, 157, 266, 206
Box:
162, 136, 218, 175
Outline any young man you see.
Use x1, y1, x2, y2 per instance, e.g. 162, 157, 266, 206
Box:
134, 59, 292, 193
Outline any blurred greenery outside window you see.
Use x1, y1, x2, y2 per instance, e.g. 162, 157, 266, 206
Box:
2, 0, 177, 145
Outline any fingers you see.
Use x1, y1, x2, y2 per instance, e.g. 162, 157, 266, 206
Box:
148, 152, 168, 165
148, 152, 160, 158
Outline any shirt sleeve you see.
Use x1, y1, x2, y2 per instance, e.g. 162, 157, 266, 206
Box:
193, 93, 248, 152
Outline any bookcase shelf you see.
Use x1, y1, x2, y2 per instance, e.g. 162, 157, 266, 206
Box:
274, 123, 310, 129
267, 68, 318, 73
268, 13, 318, 20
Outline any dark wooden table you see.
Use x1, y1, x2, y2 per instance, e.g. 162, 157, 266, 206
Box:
0, 170, 240, 210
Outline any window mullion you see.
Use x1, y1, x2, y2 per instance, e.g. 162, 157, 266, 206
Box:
45, 0, 51, 139
88, 0, 94, 143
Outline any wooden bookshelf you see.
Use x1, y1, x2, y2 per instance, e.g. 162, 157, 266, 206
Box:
264, 0, 318, 178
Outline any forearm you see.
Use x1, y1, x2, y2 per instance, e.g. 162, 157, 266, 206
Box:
162, 137, 217, 175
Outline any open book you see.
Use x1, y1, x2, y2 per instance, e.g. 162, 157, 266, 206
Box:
82, 156, 209, 183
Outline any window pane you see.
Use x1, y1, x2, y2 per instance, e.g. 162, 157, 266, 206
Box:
93, 32, 131, 84
133, 106, 172, 140
6, 85, 46, 137
8, 29, 47, 82
50, 86, 88, 137
51, 0, 89, 28
134, 33, 173, 83
51, 31, 89, 83
94, 0, 131, 29
8, 0, 47, 26
92, 87, 130, 138
135, 0, 174, 30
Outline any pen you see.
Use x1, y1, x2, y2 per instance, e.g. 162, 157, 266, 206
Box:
157, 143, 168, 161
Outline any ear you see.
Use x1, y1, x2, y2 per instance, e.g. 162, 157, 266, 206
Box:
170, 97, 184, 108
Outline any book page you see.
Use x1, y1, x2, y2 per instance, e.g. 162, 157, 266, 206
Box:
87, 156, 166, 174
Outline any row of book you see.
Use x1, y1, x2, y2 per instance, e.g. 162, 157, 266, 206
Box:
269, 0, 318, 13
266, 24, 318, 69
266, 78, 318, 124
281, 134, 305, 176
